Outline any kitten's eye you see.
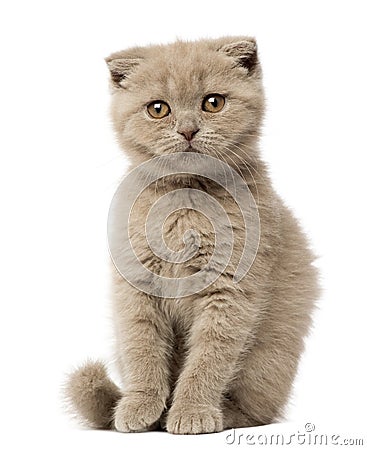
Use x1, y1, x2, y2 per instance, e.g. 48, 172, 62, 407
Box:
147, 101, 171, 119
202, 94, 225, 113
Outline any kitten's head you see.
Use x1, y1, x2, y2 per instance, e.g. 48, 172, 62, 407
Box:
106, 37, 264, 169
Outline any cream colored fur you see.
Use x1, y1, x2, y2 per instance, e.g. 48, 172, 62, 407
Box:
65, 37, 319, 434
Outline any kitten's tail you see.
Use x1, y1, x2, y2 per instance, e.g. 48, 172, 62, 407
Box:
64, 360, 122, 429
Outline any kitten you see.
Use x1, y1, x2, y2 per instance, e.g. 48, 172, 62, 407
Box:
65, 37, 319, 434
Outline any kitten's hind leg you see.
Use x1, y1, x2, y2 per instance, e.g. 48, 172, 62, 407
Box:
224, 336, 303, 429
222, 394, 265, 429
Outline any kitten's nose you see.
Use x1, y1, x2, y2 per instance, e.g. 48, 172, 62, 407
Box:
178, 128, 199, 142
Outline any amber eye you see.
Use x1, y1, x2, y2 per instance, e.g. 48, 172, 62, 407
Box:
202, 94, 225, 113
147, 101, 170, 119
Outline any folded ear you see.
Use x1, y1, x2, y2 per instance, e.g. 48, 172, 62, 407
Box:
218, 38, 259, 76
105, 55, 142, 89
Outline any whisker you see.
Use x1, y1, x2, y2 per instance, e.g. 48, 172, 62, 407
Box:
221, 144, 260, 203
217, 137, 266, 186
200, 134, 261, 203
202, 142, 233, 201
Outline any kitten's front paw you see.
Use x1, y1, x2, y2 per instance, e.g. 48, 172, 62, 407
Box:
166, 404, 223, 434
114, 392, 165, 432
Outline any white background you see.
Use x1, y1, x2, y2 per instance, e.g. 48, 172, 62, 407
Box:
1, 1, 366, 449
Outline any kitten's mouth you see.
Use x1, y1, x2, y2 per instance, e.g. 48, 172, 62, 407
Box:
183, 144, 200, 153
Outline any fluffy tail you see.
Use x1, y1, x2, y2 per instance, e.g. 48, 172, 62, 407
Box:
64, 360, 122, 429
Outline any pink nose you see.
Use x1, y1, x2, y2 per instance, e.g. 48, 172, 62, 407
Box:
178, 128, 199, 141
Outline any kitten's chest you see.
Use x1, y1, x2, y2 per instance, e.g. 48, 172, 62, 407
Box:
128, 185, 245, 278
162, 208, 214, 274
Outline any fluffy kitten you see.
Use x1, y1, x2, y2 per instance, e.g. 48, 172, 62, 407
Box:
65, 37, 319, 434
